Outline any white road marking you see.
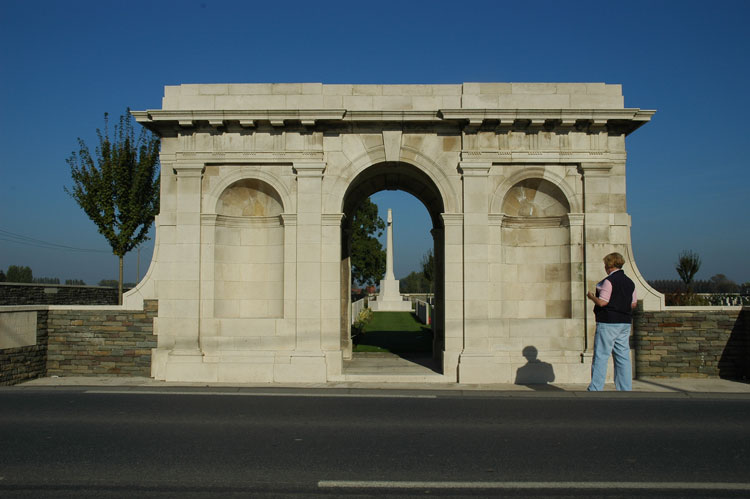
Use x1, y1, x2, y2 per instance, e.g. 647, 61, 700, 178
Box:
84, 389, 436, 399
318, 481, 750, 491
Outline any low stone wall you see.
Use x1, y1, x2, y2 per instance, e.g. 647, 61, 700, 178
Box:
47, 301, 158, 376
0, 283, 127, 306
0, 311, 48, 386
634, 307, 749, 380
0, 301, 157, 384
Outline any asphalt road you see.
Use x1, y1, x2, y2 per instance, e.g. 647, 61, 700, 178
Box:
1, 387, 749, 498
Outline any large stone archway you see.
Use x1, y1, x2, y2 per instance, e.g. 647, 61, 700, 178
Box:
129, 82, 661, 384
339, 162, 447, 372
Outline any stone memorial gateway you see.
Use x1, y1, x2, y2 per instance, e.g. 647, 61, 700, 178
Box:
127, 82, 661, 384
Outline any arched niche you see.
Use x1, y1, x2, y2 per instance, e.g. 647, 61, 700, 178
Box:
502, 177, 570, 217
499, 178, 572, 319
216, 178, 284, 217
212, 178, 284, 319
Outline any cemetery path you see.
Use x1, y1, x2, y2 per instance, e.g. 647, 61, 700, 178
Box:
354, 311, 432, 354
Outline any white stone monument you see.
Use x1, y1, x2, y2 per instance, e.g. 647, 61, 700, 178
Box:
370, 209, 412, 312
128, 82, 661, 385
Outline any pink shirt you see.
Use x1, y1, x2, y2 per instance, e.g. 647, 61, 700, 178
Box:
597, 269, 637, 305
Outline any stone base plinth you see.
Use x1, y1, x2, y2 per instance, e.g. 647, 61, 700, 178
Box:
370, 278, 413, 311
370, 300, 413, 312
152, 349, 328, 383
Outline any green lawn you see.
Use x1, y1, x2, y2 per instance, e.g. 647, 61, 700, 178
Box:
353, 311, 432, 353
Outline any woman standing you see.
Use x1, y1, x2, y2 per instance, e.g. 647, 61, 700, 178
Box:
586, 252, 637, 391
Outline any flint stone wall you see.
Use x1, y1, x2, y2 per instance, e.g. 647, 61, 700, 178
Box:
0, 283, 128, 306
634, 307, 749, 380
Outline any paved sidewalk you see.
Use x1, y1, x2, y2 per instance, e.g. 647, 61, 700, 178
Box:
11, 375, 750, 396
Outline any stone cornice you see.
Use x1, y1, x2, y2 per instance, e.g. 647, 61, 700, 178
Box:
133, 108, 654, 136
132, 109, 346, 130
440, 108, 654, 135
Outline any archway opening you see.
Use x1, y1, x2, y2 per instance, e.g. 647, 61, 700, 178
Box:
340, 162, 445, 375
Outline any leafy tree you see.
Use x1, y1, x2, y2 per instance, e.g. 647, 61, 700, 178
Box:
350, 198, 386, 287
66, 110, 160, 304
6, 265, 33, 283
0, 270, 5, 282
676, 250, 701, 294
65, 279, 86, 285
421, 249, 435, 292
399, 271, 431, 293
708, 274, 739, 294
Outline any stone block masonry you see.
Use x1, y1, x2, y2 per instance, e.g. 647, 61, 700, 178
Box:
0, 311, 48, 386
634, 308, 749, 380
45, 300, 158, 377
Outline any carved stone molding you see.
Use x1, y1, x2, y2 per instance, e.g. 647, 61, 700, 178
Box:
321, 213, 344, 226
578, 163, 613, 176
502, 216, 564, 228
281, 213, 298, 226
458, 161, 491, 177
292, 161, 326, 177
562, 213, 585, 227
441, 213, 464, 226
175, 151, 324, 164
172, 164, 204, 177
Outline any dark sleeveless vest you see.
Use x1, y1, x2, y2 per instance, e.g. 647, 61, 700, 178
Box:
594, 269, 635, 324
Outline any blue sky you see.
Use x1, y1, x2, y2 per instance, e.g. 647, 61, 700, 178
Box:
1, 0, 748, 285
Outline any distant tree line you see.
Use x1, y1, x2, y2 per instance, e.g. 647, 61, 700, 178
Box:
649, 274, 749, 295
98, 279, 136, 289
0, 265, 85, 285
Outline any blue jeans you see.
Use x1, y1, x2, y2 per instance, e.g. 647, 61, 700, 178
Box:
587, 322, 632, 391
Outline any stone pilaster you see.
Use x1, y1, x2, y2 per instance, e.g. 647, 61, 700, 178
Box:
564, 213, 587, 350
441, 213, 464, 377
167, 164, 203, 353
321, 213, 344, 353
158, 163, 212, 381
579, 162, 614, 351
292, 161, 326, 352
276, 161, 328, 383
456, 162, 495, 382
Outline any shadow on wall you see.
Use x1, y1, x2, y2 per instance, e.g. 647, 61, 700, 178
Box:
719, 309, 750, 381
515, 346, 563, 391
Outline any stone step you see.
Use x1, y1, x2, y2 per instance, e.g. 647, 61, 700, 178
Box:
343, 353, 443, 380
334, 373, 453, 383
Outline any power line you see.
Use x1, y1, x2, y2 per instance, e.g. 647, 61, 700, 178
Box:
0, 228, 110, 254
